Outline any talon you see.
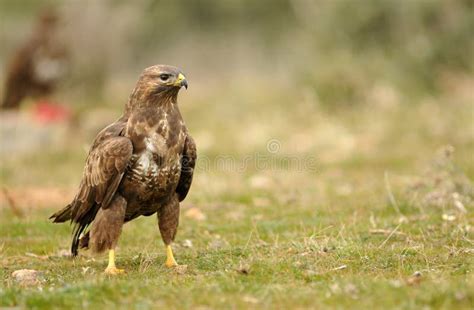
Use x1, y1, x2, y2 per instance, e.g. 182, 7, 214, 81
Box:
104, 267, 125, 275
104, 249, 124, 275
165, 258, 178, 268
165, 244, 178, 268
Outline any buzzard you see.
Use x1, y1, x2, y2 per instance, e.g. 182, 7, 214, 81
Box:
1, 10, 68, 110
50, 65, 196, 275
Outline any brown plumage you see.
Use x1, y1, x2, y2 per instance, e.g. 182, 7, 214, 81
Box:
50, 65, 196, 273
1, 10, 68, 109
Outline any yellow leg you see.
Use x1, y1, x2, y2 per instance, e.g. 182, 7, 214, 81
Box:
165, 244, 178, 268
104, 249, 125, 275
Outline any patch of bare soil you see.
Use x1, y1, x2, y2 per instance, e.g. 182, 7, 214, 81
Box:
0, 186, 75, 211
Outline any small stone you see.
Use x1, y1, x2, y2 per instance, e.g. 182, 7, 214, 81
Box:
344, 283, 358, 296
242, 295, 259, 304
455, 291, 466, 301
12, 269, 41, 286
182, 239, 193, 248
208, 238, 227, 250
237, 264, 250, 275
407, 271, 423, 285
389, 280, 402, 288
174, 265, 188, 275
442, 214, 456, 221
56, 249, 72, 257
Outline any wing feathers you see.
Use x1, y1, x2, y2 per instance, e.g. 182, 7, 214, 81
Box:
49, 121, 133, 256
101, 172, 124, 209
176, 134, 197, 201
66, 134, 132, 256
75, 136, 132, 218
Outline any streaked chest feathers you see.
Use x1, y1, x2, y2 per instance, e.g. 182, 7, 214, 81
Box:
125, 119, 185, 200
134, 134, 167, 174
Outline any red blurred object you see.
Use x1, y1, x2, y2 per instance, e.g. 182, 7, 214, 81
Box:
33, 100, 71, 123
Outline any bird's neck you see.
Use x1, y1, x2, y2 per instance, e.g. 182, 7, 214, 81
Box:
123, 92, 178, 118
123, 92, 183, 151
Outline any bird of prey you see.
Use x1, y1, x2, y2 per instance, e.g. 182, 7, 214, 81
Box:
50, 65, 196, 275
1, 10, 68, 110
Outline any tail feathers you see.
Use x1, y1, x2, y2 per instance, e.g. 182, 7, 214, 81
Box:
49, 204, 72, 223
51, 200, 98, 256
71, 222, 88, 256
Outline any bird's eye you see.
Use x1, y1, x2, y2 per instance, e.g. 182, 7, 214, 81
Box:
159, 74, 170, 81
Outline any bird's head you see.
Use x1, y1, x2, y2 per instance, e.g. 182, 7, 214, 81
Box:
125, 65, 188, 114
139, 65, 188, 97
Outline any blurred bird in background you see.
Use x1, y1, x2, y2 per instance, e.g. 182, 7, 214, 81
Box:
0, 8, 71, 157
1, 8, 69, 121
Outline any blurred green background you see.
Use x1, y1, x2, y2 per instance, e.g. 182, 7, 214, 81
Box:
1, 0, 472, 103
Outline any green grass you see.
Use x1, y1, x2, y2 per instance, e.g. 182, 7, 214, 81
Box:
1, 180, 473, 309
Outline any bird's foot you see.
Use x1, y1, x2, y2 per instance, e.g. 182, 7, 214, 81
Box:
104, 250, 124, 275
165, 256, 178, 268
104, 266, 125, 275
165, 245, 178, 268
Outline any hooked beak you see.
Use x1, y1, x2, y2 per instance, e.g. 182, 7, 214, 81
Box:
174, 73, 188, 89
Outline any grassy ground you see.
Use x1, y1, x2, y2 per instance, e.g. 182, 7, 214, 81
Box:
0, 78, 473, 309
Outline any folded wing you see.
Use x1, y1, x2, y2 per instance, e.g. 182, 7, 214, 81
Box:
176, 134, 197, 201
50, 122, 133, 255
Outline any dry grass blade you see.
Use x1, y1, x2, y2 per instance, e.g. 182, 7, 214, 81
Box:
370, 229, 406, 237
384, 171, 402, 216
25, 252, 49, 260
1, 187, 24, 218
332, 265, 347, 271
378, 223, 402, 249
